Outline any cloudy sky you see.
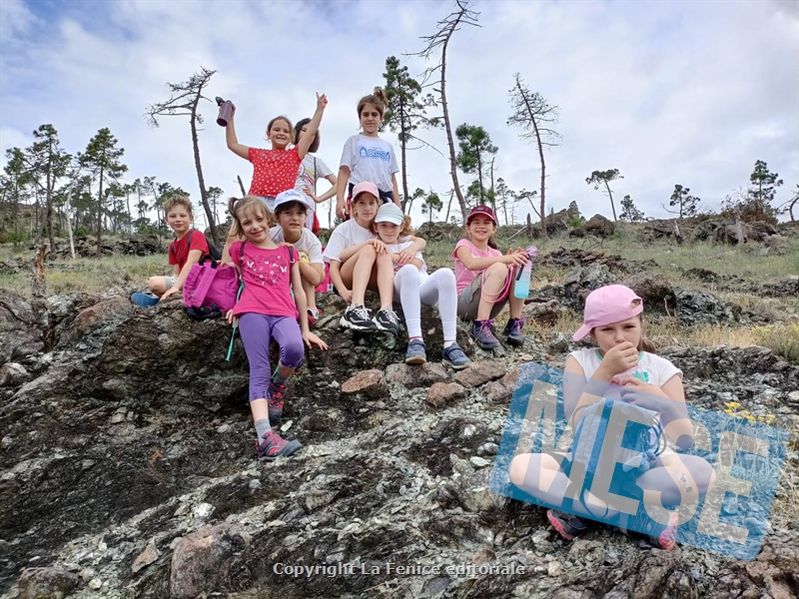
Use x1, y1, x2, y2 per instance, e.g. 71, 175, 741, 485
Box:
1, 0, 797, 229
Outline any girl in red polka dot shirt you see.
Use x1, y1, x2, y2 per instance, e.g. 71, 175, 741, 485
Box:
223, 93, 328, 251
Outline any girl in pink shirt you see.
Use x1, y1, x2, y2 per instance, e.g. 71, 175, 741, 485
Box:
226, 196, 327, 462
452, 205, 530, 350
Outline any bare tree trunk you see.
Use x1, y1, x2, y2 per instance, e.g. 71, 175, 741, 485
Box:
440, 37, 466, 219
189, 94, 218, 246
735, 213, 744, 245
444, 189, 454, 223
96, 166, 105, 256
31, 244, 48, 299
399, 98, 410, 210
46, 151, 55, 250
237, 175, 246, 196
64, 208, 76, 259
604, 180, 618, 221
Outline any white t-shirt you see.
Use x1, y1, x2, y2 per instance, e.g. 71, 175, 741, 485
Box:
294, 154, 334, 230
322, 219, 375, 263
569, 348, 682, 400
385, 239, 426, 273
269, 226, 324, 264
339, 134, 399, 193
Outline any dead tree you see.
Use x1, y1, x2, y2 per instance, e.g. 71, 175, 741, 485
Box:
146, 67, 219, 245
507, 73, 560, 239
409, 0, 480, 221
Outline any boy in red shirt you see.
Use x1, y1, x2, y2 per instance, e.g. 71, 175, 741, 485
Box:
147, 196, 210, 302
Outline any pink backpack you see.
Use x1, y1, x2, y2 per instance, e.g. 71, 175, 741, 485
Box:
182, 244, 245, 319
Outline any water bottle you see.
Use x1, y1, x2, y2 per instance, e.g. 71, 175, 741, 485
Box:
513, 245, 539, 299
216, 97, 234, 127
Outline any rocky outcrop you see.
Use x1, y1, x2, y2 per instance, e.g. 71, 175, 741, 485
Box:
1, 283, 797, 598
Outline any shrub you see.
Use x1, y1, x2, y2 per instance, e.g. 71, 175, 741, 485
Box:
751, 322, 799, 365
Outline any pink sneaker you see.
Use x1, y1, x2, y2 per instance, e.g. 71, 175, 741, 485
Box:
256, 430, 301, 461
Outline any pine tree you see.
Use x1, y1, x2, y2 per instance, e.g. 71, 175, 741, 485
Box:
507, 73, 559, 238
668, 184, 700, 219
421, 190, 443, 224
586, 169, 623, 221
78, 128, 128, 254
25, 125, 72, 250
619, 194, 645, 222
455, 124, 497, 206
383, 55, 439, 210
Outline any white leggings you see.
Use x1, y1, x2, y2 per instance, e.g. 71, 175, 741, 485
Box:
394, 264, 458, 342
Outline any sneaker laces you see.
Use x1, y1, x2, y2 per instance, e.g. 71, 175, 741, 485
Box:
384, 308, 400, 327
480, 319, 496, 335
350, 304, 371, 320
261, 430, 287, 453
510, 317, 525, 334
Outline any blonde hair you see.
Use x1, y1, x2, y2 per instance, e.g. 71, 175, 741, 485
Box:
357, 87, 388, 117
164, 195, 194, 217
227, 196, 273, 238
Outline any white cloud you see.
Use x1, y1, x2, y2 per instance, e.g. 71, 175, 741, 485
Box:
1, 0, 797, 229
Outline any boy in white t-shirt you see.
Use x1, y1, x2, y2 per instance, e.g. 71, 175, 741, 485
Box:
270, 189, 325, 324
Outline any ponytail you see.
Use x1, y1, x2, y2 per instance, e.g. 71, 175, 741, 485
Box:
357, 87, 388, 117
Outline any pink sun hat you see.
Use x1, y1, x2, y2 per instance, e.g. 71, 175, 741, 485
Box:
572, 284, 644, 341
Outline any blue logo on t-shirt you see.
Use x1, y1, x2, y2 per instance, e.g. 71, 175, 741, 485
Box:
359, 146, 391, 161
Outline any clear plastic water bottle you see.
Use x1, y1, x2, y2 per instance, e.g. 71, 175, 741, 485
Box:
513, 245, 538, 299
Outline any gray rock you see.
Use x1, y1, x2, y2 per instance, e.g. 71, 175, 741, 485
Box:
170, 524, 251, 599
17, 567, 79, 599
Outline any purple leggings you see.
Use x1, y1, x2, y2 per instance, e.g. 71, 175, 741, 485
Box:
238, 313, 304, 401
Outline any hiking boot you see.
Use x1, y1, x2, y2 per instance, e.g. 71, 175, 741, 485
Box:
268, 381, 287, 426
340, 304, 376, 331
442, 343, 471, 370
405, 339, 427, 365
257, 430, 301, 461
471, 319, 500, 350
307, 308, 320, 327
503, 317, 527, 347
547, 509, 590, 541
373, 307, 401, 335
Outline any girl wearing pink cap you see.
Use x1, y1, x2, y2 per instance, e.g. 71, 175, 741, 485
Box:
509, 284, 715, 549
452, 205, 530, 350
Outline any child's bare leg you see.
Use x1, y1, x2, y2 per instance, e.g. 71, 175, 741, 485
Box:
508, 281, 524, 318
147, 276, 169, 296
302, 276, 318, 311
375, 252, 395, 309
351, 245, 377, 305
477, 262, 509, 320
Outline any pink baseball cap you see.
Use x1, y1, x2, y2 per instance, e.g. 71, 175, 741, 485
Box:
351, 181, 379, 202
466, 205, 497, 225
572, 284, 644, 341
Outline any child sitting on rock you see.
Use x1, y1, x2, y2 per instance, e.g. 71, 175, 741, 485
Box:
269, 189, 325, 325
323, 181, 424, 335
371, 203, 470, 369
226, 195, 328, 461
452, 205, 529, 350
133, 195, 209, 306
508, 284, 715, 549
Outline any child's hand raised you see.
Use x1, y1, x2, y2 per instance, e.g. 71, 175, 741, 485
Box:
303, 331, 328, 350
598, 341, 639, 377
316, 93, 328, 110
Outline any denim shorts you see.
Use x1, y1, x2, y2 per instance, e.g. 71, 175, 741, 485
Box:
165, 275, 176, 289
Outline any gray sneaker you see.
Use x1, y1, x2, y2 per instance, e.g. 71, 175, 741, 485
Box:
373, 307, 401, 335
442, 343, 471, 370
405, 339, 427, 365
471, 319, 500, 350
